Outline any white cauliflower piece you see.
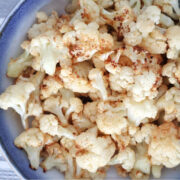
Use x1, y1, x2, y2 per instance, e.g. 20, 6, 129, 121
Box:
40, 75, 63, 100
157, 87, 180, 122
27, 31, 71, 75
96, 110, 128, 135
83, 101, 98, 123
41, 143, 67, 172
7, 51, 32, 78
60, 67, 91, 93
136, 6, 161, 37
131, 70, 162, 102
162, 60, 180, 88
109, 66, 134, 92
14, 128, 52, 169
79, 0, 100, 23
140, 29, 167, 54
124, 98, 158, 126
64, 20, 113, 62
72, 113, 94, 133
134, 123, 157, 144
65, 97, 83, 119
153, 0, 180, 20
75, 127, 115, 173
36, 12, 48, 23
23, 72, 45, 128
166, 26, 180, 59
43, 88, 75, 125
133, 143, 151, 175
39, 114, 77, 139
160, 13, 175, 27
28, 11, 58, 39
0, 80, 35, 128
88, 68, 108, 101
109, 147, 135, 172
152, 165, 163, 178
148, 122, 180, 168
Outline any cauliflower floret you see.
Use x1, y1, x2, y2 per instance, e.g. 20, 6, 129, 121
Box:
162, 60, 180, 88
43, 88, 76, 125
7, 51, 32, 78
27, 31, 71, 75
124, 98, 158, 126
136, 6, 161, 37
75, 127, 115, 173
140, 29, 167, 54
40, 75, 63, 100
72, 61, 93, 79
166, 26, 180, 59
83, 101, 98, 123
36, 12, 48, 23
148, 122, 180, 168
123, 22, 142, 46
72, 112, 94, 133
133, 143, 151, 175
23, 71, 45, 128
28, 11, 58, 39
64, 20, 112, 62
134, 123, 157, 144
41, 143, 67, 172
131, 70, 162, 102
96, 0, 114, 8
88, 68, 108, 101
60, 67, 91, 93
109, 66, 134, 92
157, 87, 180, 122
109, 147, 135, 172
160, 13, 175, 27
39, 114, 77, 139
0, 80, 35, 128
14, 128, 52, 169
43, 95, 68, 125
153, 0, 180, 20
65, 97, 83, 119
96, 110, 128, 135
152, 165, 163, 178
79, 0, 100, 23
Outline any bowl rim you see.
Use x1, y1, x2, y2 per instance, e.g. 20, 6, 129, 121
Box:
0, 0, 26, 179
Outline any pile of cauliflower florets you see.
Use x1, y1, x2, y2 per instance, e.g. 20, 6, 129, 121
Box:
0, 0, 180, 179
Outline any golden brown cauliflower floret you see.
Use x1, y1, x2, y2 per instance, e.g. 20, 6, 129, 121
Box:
63, 20, 113, 62
14, 128, 53, 169
148, 122, 180, 168
75, 127, 116, 173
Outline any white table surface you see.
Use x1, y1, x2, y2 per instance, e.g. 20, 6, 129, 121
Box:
0, 1, 22, 179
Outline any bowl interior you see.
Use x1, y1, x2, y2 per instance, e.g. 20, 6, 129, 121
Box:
0, 0, 179, 179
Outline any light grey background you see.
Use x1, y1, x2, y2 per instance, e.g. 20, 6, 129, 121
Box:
0, 1, 21, 179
